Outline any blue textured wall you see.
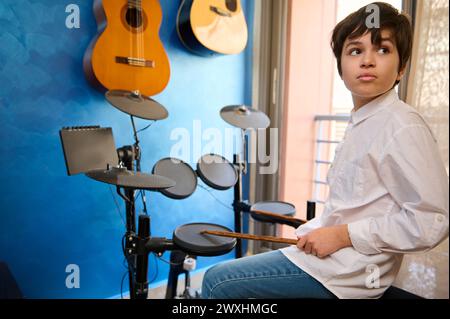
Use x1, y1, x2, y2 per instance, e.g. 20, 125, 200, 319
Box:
0, 0, 253, 298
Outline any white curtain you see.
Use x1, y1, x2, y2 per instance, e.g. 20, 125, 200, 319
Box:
406, 0, 449, 172
394, 0, 449, 299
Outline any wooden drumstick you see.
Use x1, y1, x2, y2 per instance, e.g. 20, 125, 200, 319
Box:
251, 209, 306, 225
201, 230, 298, 245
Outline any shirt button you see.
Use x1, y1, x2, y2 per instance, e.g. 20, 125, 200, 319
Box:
436, 215, 444, 222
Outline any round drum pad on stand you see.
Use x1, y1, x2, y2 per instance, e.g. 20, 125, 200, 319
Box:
152, 158, 197, 199
173, 223, 236, 256
196, 154, 238, 190
250, 201, 296, 224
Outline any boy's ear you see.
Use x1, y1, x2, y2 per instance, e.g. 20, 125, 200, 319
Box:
397, 68, 406, 81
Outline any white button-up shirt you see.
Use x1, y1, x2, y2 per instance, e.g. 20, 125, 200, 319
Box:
281, 89, 449, 299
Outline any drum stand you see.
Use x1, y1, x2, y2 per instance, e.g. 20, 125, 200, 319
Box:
114, 116, 172, 299
232, 153, 246, 258
165, 130, 315, 299
164, 251, 198, 299
230, 129, 316, 258
115, 116, 206, 299
231, 129, 254, 258
115, 116, 146, 299
118, 143, 183, 299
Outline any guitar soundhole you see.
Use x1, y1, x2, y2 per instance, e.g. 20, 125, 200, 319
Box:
225, 0, 237, 12
126, 8, 143, 29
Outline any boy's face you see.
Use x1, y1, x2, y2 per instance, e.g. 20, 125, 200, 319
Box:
340, 29, 405, 110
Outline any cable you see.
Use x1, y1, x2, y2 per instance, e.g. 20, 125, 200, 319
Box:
198, 184, 233, 210
155, 253, 184, 267
136, 121, 155, 133
135, 190, 142, 201
135, 190, 149, 216
120, 271, 127, 299
130, 117, 150, 215
121, 234, 129, 269
109, 186, 126, 226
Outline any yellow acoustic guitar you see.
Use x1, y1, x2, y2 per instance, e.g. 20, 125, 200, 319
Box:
177, 0, 248, 56
84, 0, 170, 96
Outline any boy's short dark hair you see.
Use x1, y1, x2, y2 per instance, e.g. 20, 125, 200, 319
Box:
331, 2, 413, 86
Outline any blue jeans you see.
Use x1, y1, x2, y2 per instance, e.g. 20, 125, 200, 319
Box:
201, 250, 337, 299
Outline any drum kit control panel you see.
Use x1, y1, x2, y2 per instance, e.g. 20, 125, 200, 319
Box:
59, 89, 308, 299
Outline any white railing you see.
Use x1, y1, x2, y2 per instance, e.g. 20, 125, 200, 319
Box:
312, 114, 350, 205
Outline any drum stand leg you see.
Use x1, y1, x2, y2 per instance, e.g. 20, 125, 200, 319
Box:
307, 201, 316, 220
165, 251, 200, 299
233, 154, 243, 258
118, 185, 150, 299
232, 151, 253, 259
165, 250, 188, 299
124, 188, 138, 299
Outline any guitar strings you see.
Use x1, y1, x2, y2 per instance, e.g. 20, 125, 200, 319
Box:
139, 0, 144, 71
139, 0, 144, 90
135, 0, 139, 90
128, 0, 133, 88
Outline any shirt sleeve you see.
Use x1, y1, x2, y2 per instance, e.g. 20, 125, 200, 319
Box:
348, 124, 449, 255
295, 216, 323, 237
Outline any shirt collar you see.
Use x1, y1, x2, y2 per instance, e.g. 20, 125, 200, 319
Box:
350, 88, 399, 126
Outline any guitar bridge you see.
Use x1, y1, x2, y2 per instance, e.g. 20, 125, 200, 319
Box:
115, 56, 155, 68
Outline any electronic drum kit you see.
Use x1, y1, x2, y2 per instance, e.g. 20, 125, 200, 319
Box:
59, 89, 308, 299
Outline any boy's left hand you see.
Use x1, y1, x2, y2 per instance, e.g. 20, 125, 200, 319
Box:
296, 224, 353, 258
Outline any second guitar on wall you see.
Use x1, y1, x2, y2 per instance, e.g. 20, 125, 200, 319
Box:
177, 0, 248, 56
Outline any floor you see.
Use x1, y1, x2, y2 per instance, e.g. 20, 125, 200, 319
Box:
147, 271, 204, 299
